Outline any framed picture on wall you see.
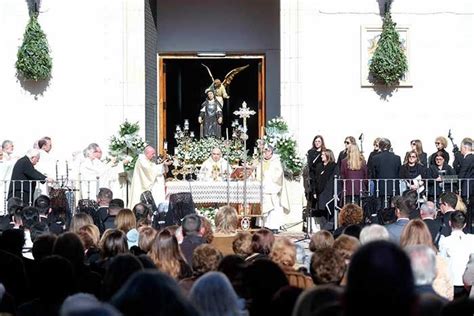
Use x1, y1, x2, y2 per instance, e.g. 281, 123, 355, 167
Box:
360, 25, 412, 87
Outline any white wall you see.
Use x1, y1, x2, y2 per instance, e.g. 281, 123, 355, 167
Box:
281, 0, 474, 162
0, 0, 145, 169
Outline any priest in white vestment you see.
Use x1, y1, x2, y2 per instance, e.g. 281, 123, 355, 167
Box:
0, 141, 17, 214
128, 146, 168, 209
199, 147, 230, 181
255, 145, 285, 230
35, 137, 55, 197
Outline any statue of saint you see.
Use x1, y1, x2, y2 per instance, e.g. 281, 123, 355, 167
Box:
198, 90, 223, 138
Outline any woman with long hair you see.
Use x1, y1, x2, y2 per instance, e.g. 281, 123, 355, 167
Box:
336, 136, 357, 168
409, 139, 427, 167
149, 228, 192, 280
313, 149, 338, 227
340, 144, 368, 204
400, 219, 453, 300
307, 135, 326, 209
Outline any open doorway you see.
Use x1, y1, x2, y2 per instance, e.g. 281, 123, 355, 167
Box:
159, 55, 265, 154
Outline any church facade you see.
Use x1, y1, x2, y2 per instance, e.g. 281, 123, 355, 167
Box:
1, 0, 473, 163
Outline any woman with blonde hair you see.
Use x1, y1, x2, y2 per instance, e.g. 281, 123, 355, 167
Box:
270, 237, 313, 289
211, 206, 239, 255
78, 224, 101, 264
336, 136, 357, 168
115, 208, 139, 249
400, 219, 453, 300
149, 228, 192, 280
429, 136, 450, 166
340, 144, 368, 204
69, 213, 94, 234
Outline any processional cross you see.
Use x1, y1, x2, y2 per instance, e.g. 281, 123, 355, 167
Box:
233, 102, 256, 230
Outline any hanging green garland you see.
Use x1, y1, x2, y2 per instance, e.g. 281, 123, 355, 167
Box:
16, 13, 52, 81
369, 12, 408, 85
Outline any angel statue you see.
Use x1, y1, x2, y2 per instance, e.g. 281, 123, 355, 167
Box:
201, 64, 249, 107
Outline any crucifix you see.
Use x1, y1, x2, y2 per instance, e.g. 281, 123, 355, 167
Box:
233, 101, 256, 229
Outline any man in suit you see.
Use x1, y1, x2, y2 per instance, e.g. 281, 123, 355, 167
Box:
8, 149, 52, 205
180, 214, 204, 266
370, 138, 401, 208
420, 201, 442, 246
385, 197, 410, 244
458, 138, 474, 199
437, 191, 457, 237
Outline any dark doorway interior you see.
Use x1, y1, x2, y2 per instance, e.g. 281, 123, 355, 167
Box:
164, 58, 261, 153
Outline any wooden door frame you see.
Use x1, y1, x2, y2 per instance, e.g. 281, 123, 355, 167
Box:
157, 54, 266, 153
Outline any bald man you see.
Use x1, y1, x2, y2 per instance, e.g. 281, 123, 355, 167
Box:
128, 146, 170, 208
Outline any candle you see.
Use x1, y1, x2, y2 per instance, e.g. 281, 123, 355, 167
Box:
65, 160, 69, 179
164, 141, 168, 151
226, 128, 229, 140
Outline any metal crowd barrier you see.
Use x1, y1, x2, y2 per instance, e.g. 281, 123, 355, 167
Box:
332, 176, 473, 228
0, 179, 101, 215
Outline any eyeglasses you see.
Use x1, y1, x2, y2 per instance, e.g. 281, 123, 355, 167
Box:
435, 157, 444, 160
344, 141, 350, 145
409, 155, 417, 159
435, 142, 441, 145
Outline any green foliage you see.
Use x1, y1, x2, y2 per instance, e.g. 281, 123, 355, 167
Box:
109, 121, 147, 171
369, 12, 408, 86
16, 14, 52, 81
265, 117, 304, 180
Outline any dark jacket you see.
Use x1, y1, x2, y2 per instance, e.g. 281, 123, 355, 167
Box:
371, 150, 401, 196
180, 235, 205, 266
313, 162, 337, 213
458, 153, 474, 197
8, 156, 46, 205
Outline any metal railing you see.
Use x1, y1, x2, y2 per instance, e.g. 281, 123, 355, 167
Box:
0, 179, 101, 215
332, 176, 473, 228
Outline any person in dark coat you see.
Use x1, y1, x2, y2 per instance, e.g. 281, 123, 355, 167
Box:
8, 149, 51, 206
427, 151, 456, 199
307, 135, 326, 211
428, 136, 450, 167
370, 138, 401, 208
458, 139, 474, 200
180, 214, 205, 266
313, 149, 338, 226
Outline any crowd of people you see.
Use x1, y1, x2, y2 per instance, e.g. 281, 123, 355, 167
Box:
0, 132, 473, 315
305, 135, 474, 228
0, 185, 474, 315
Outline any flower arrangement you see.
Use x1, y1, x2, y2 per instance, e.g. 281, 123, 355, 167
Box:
174, 137, 245, 166
265, 117, 304, 180
109, 121, 147, 171
16, 14, 52, 81
197, 207, 218, 227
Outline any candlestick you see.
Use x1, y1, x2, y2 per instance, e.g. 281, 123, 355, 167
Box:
190, 131, 195, 138
184, 119, 189, 131
176, 125, 181, 132
66, 160, 69, 179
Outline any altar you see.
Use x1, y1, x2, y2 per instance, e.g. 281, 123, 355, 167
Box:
165, 180, 262, 204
